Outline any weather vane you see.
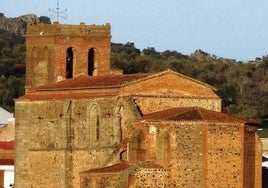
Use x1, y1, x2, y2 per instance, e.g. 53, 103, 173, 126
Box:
49, 0, 67, 22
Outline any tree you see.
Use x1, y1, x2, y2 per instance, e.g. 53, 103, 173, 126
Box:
39, 16, 51, 24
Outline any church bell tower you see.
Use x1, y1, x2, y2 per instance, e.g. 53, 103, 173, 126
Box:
25, 22, 111, 90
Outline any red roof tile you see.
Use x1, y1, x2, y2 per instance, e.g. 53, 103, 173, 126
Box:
20, 70, 218, 100
20, 90, 120, 100
141, 107, 259, 124
33, 73, 152, 91
82, 161, 163, 174
0, 141, 14, 150
20, 73, 152, 100
0, 159, 14, 165
82, 161, 131, 174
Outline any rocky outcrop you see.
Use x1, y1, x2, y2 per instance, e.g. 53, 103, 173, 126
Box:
0, 13, 40, 35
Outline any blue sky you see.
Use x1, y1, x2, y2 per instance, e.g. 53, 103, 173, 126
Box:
1, 0, 268, 61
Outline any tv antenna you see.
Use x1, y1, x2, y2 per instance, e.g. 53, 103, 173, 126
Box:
49, 0, 67, 22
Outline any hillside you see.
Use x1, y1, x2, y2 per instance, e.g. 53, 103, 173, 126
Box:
0, 14, 268, 118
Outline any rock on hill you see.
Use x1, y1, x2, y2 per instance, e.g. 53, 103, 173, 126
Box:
0, 13, 41, 35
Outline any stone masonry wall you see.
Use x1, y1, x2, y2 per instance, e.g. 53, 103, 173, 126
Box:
129, 168, 169, 188
15, 96, 141, 187
168, 122, 205, 187
133, 96, 221, 114
206, 123, 243, 188
15, 102, 31, 188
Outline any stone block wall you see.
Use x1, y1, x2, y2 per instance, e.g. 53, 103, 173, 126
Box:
168, 122, 205, 187
206, 123, 243, 188
29, 151, 67, 187
133, 96, 221, 114
15, 102, 32, 188
15, 96, 141, 187
131, 121, 259, 188
129, 168, 169, 188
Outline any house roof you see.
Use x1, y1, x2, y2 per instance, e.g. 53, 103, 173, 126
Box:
0, 122, 14, 141
0, 107, 13, 125
140, 107, 259, 124
0, 141, 14, 166
0, 141, 14, 150
0, 159, 14, 165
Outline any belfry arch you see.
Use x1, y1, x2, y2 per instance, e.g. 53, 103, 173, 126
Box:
66, 47, 73, 79
88, 48, 95, 76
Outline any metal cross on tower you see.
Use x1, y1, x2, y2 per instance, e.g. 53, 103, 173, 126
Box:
49, 0, 67, 22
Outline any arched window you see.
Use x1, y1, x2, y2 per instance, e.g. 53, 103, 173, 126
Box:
88, 104, 101, 143
43, 47, 49, 83
32, 47, 38, 61
30, 47, 38, 85
43, 46, 49, 63
66, 47, 73, 78
88, 48, 95, 76
157, 129, 170, 166
113, 105, 123, 144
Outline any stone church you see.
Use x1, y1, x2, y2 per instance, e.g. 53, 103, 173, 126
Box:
15, 22, 262, 187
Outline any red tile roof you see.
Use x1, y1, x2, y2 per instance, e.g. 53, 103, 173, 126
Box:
20, 70, 218, 100
33, 73, 152, 91
0, 141, 14, 150
20, 90, 120, 100
140, 107, 259, 124
82, 161, 131, 174
0, 159, 14, 165
20, 73, 153, 100
82, 161, 163, 174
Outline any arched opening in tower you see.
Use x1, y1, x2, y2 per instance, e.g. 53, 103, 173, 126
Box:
66, 47, 73, 79
88, 48, 95, 76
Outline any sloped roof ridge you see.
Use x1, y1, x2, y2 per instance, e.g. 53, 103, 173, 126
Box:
81, 160, 163, 175
195, 107, 205, 119
167, 107, 204, 121
141, 107, 193, 120
31, 72, 153, 92
141, 106, 258, 124
122, 69, 217, 91
28, 70, 215, 92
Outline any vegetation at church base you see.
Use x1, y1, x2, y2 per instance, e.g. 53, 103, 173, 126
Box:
1, 31, 268, 118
